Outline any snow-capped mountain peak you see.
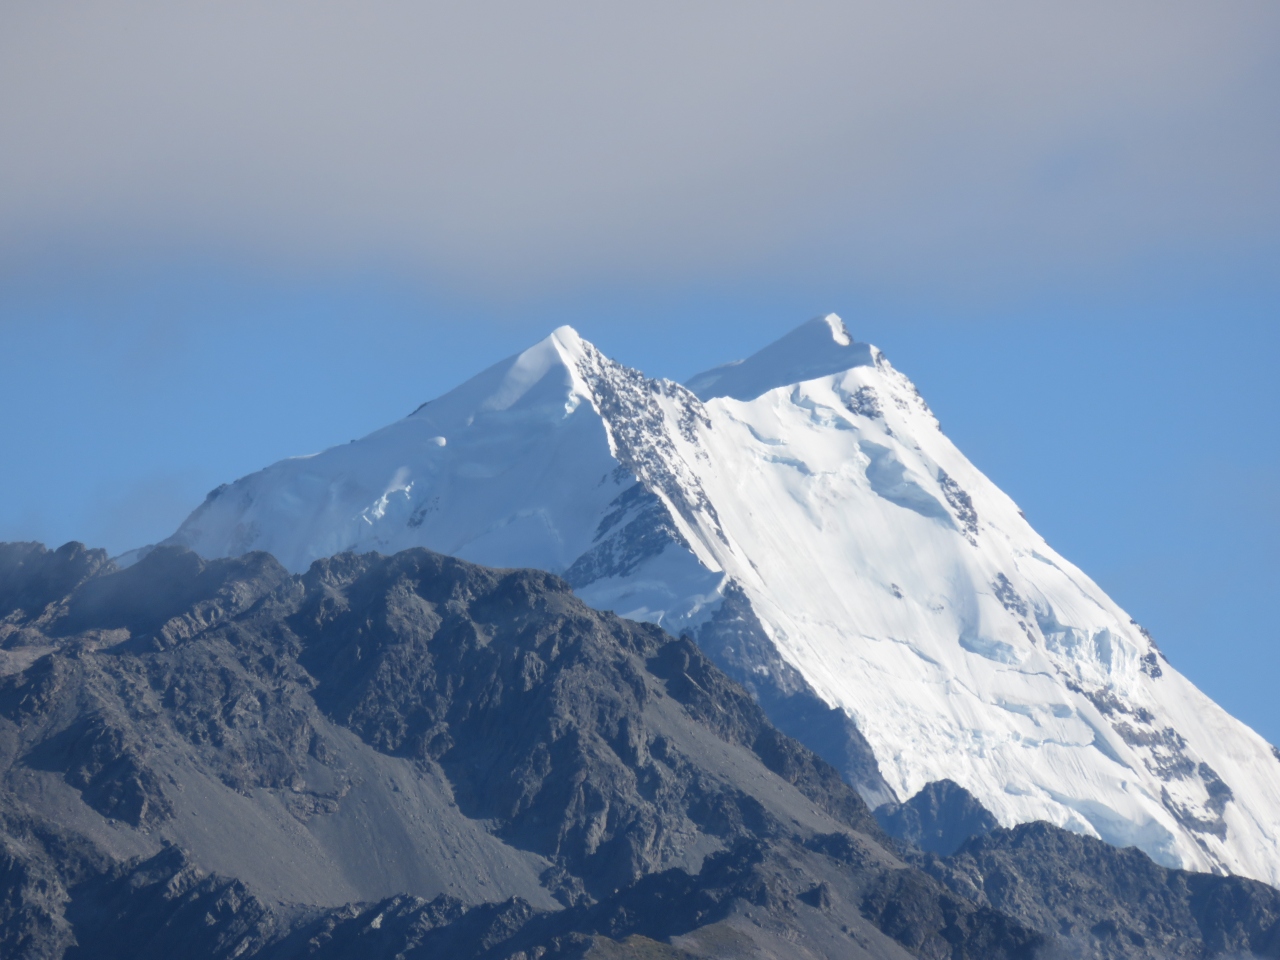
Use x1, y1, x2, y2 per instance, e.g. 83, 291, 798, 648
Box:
162, 316, 1280, 887
686, 313, 875, 401
411, 323, 587, 420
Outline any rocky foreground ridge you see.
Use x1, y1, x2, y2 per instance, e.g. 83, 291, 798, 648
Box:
1, 540, 1278, 960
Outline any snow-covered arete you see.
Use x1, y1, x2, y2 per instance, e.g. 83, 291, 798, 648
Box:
163, 317, 1280, 886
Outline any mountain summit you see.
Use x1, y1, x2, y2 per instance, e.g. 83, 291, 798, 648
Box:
163, 315, 1280, 886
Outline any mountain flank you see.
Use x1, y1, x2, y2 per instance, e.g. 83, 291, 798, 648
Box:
0, 540, 1277, 959
155, 319, 1280, 883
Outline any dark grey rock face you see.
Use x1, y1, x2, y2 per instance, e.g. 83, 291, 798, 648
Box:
875, 781, 999, 857
0, 541, 1042, 959
915, 822, 1280, 959
563, 483, 689, 588
0, 541, 1275, 960
64, 846, 290, 960
0, 542, 112, 623
56, 545, 290, 641
695, 581, 896, 808
875, 786, 1280, 958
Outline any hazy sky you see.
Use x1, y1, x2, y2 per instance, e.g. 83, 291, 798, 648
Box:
1, 2, 1277, 741
4, 1, 1278, 294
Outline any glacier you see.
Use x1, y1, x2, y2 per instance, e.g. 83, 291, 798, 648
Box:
162, 315, 1280, 886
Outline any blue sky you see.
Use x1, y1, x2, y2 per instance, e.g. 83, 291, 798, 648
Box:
3, 261, 1276, 744
1, 2, 1277, 742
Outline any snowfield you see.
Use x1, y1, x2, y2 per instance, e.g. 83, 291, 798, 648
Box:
164, 316, 1280, 886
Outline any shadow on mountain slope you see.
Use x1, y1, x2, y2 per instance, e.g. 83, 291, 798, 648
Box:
0, 541, 1276, 959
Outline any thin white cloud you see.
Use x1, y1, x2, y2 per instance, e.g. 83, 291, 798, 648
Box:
1, 0, 1277, 297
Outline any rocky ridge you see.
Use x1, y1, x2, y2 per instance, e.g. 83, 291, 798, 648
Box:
0, 540, 1277, 959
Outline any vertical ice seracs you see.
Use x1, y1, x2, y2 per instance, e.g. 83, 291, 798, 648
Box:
163, 317, 1280, 886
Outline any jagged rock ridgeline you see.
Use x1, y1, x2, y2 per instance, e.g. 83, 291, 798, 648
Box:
4, 541, 1280, 958
4, 541, 1280, 959
874, 780, 1001, 858
0, 541, 1019, 959
156, 317, 1280, 885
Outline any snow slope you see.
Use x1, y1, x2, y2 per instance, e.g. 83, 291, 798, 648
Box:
164, 317, 1280, 886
